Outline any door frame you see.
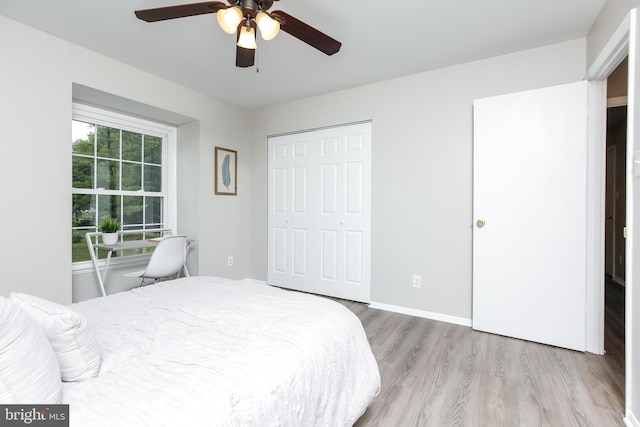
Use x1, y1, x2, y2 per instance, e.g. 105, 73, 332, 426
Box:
585, 11, 629, 354
585, 9, 632, 419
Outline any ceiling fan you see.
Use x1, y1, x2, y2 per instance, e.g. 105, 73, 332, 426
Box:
134, 0, 342, 68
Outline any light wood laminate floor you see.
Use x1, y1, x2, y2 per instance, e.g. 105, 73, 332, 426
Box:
336, 286, 625, 427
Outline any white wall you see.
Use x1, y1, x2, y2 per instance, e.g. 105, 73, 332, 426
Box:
177, 121, 201, 278
0, 13, 591, 321
248, 39, 587, 321
0, 15, 251, 303
587, 0, 637, 69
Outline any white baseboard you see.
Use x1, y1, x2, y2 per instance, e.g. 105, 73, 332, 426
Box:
368, 301, 472, 327
257, 283, 473, 327
625, 411, 639, 427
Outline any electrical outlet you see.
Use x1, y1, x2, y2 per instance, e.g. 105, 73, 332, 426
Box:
227, 256, 234, 267
412, 275, 422, 288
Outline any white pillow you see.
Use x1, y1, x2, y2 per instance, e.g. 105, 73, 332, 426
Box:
10, 293, 101, 382
0, 296, 61, 403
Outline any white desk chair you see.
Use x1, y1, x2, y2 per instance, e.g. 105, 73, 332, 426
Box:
124, 235, 188, 286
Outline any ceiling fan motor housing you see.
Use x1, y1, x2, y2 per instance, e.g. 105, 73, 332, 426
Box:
228, 0, 274, 16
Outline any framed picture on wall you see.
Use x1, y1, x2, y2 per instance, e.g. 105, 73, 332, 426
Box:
214, 147, 237, 195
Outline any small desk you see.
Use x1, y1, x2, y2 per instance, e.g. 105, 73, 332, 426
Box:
85, 230, 191, 297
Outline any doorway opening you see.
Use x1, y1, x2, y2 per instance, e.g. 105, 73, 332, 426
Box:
604, 56, 627, 396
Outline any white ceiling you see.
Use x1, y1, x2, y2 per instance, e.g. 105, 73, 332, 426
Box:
0, 0, 606, 110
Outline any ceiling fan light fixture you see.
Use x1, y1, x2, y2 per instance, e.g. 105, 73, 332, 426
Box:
256, 12, 280, 41
237, 25, 257, 50
134, 2, 342, 67
217, 6, 242, 34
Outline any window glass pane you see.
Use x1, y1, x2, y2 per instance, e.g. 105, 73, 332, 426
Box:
96, 248, 113, 260
72, 229, 93, 263
96, 126, 120, 159
122, 163, 142, 191
144, 135, 162, 164
145, 197, 163, 225
72, 194, 95, 227
72, 121, 95, 155
144, 165, 162, 192
122, 131, 142, 162
121, 229, 145, 242
145, 229, 162, 239
72, 156, 94, 189
72, 107, 171, 265
75, 232, 109, 261
97, 159, 120, 190
123, 196, 144, 226
120, 228, 147, 256
97, 194, 120, 223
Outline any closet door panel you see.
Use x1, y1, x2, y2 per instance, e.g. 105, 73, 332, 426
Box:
268, 122, 371, 302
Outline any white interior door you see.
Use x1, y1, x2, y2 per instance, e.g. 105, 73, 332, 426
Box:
473, 81, 588, 352
267, 122, 371, 302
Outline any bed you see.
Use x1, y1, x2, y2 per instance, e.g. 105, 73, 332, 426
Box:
0, 276, 380, 426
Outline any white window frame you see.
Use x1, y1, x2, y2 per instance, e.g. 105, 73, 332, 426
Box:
71, 103, 177, 272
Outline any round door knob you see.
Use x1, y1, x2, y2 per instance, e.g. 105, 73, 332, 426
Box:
476, 219, 486, 228
340, 220, 345, 225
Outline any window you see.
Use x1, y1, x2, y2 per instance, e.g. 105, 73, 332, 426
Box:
71, 104, 176, 266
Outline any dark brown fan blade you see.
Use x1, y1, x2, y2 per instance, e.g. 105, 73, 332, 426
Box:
270, 10, 341, 56
135, 1, 226, 22
236, 46, 255, 68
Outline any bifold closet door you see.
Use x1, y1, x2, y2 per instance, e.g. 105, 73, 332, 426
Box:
268, 122, 371, 302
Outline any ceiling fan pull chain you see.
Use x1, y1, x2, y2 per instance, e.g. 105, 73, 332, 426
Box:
256, 41, 260, 73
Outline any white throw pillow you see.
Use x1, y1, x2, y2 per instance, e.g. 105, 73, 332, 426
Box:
0, 296, 61, 403
10, 292, 101, 382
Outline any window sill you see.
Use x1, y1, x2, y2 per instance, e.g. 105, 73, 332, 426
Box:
72, 254, 151, 275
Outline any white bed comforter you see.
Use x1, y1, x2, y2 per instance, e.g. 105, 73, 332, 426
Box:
62, 276, 380, 427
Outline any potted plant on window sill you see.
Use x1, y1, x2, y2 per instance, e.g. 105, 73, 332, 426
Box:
99, 218, 121, 245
